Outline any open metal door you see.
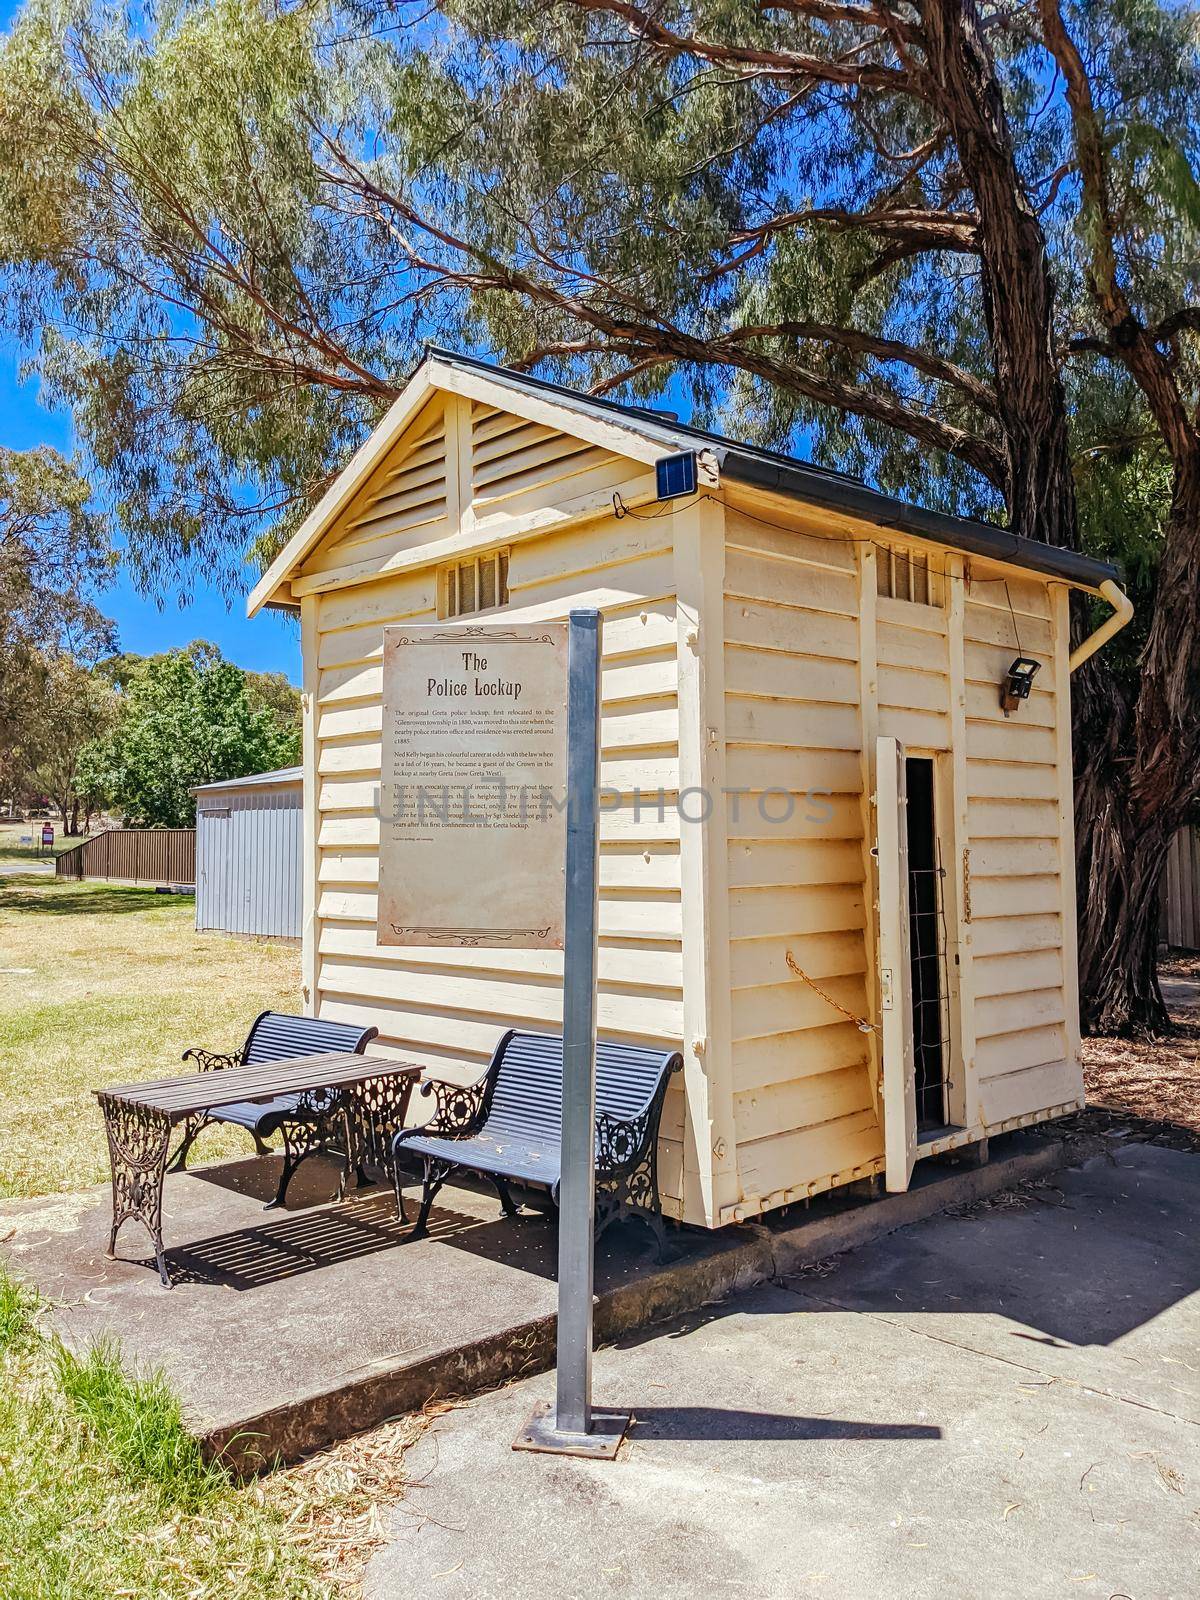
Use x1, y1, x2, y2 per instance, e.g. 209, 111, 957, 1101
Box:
876, 736, 917, 1192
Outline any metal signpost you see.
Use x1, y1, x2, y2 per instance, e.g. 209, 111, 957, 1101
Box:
515, 609, 631, 1459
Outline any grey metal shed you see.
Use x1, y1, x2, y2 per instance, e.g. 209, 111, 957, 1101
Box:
192, 767, 303, 940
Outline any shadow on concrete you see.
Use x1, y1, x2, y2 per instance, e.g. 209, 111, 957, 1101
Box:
135, 1190, 551, 1290
770, 1155, 1200, 1351
138, 1169, 668, 1290
627, 1405, 942, 1442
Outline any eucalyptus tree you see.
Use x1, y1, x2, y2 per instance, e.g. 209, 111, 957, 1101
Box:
2, 0, 1198, 1029
0, 445, 114, 792
1037, 0, 1200, 1029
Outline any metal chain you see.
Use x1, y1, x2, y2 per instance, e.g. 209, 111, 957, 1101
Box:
785, 949, 879, 1035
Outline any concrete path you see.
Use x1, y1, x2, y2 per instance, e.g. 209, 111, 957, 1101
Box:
367, 1143, 1199, 1600
1161, 972, 1200, 1023
0, 1131, 1073, 1470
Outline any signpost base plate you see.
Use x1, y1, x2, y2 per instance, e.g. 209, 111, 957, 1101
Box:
512, 1400, 631, 1459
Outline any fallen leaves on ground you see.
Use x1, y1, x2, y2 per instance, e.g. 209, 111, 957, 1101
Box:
256, 1404, 448, 1599
1081, 1022, 1200, 1142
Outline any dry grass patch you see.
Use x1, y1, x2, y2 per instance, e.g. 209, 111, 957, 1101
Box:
0, 874, 300, 1198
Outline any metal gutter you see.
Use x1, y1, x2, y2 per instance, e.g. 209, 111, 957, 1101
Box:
718, 451, 1120, 591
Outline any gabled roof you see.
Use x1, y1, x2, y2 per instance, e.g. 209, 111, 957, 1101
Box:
247, 347, 1118, 617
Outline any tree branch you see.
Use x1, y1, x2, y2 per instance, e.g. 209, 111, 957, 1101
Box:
561, 0, 922, 94
1038, 0, 1193, 458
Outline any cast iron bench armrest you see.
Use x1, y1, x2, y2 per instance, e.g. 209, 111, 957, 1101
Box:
595, 1106, 654, 1179
398, 1068, 493, 1142
181, 1046, 243, 1073
595, 1052, 682, 1178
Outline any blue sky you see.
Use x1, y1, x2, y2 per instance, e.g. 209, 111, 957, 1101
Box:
0, 0, 289, 686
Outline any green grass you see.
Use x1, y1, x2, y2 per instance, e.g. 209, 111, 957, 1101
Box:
54, 1338, 224, 1513
0, 874, 300, 1197
0, 1265, 328, 1600
0, 1267, 37, 1353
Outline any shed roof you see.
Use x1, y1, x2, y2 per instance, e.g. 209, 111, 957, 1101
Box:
191, 766, 302, 797
248, 348, 1118, 617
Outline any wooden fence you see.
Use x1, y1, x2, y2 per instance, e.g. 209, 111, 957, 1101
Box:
55, 828, 196, 888
1162, 825, 1200, 951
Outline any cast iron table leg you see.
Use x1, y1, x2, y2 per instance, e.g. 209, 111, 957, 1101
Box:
347, 1073, 416, 1202
99, 1095, 173, 1289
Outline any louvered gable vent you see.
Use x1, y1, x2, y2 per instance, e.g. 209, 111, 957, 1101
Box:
470, 401, 621, 514
333, 401, 449, 555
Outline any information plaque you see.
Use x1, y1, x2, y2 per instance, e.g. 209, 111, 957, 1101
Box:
377, 622, 569, 947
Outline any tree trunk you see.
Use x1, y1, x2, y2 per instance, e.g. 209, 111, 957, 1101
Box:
1074, 451, 1200, 1033
1074, 716, 1172, 1033
921, 0, 1079, 550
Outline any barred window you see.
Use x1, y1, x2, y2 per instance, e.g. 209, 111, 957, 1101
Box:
439, 549, 510, 618
876, 544, 944, 607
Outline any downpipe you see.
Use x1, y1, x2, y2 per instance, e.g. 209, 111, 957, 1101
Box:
1068, 578, 1135, 673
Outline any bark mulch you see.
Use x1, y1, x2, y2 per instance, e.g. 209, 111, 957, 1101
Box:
1067, 958, 1200, 1152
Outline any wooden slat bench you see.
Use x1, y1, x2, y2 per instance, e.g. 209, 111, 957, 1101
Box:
392, 1029, 682, 1255
95, 1051, 419, 1287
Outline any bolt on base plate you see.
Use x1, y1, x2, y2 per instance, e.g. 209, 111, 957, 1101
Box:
512, 1399, 632, 1459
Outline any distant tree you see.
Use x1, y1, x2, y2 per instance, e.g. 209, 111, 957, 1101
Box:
82, 647, 301, 827
16, 653, 117, 833
97, 640, 301, 732
0, 445, 115, 792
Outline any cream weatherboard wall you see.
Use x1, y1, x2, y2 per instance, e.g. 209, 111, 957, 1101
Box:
704, 491, 1084, 1224
718, 501, 879, 1221
272, 367, 1088, 1233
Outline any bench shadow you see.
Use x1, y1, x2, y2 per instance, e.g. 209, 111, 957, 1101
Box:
140, 1165, 671, 1290
137, 1192, 499, 1289
139, 1189, 566, 1291
627, 1406, 942, 1442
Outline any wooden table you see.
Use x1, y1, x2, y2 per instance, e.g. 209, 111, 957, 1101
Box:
95, 1052, 420, 1287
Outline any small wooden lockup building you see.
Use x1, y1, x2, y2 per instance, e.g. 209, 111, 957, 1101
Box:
248, 349, 1131, 1229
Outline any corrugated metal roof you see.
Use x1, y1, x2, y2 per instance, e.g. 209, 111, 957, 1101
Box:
425, 347, 1120, 591
191, 766, 302, 797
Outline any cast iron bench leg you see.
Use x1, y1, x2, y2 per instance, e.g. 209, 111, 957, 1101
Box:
267, 1094, 356, 1210
408, 1156, 453, 1240
100, 1096, 173, 1289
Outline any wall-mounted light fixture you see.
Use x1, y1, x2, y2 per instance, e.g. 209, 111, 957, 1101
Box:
1000, 656, 1041, 715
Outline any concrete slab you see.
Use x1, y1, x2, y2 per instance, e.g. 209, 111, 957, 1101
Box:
366, 1143, 1200, 1600
0, 1130, 1080, 1470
